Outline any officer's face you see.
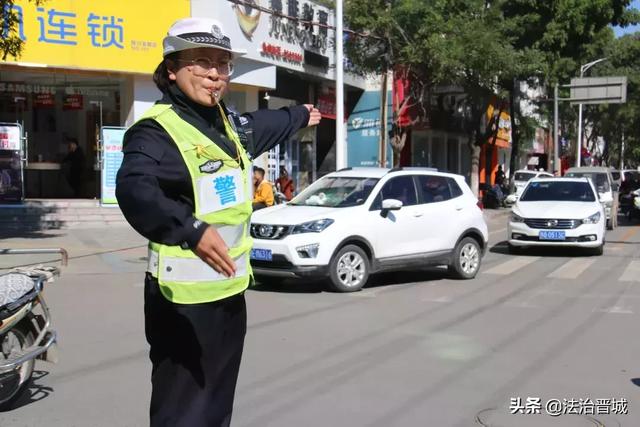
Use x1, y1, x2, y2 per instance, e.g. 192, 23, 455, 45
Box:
168, 48, 231, 107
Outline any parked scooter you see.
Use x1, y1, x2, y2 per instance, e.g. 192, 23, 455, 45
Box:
626, 189, 640, 222
0, 248, 66, 410
482, 184, 508, 209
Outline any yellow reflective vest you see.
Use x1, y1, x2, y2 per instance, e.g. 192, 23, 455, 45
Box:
137, 103, 253, 304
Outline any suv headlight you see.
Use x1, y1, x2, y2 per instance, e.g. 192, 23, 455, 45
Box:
291, 219, 334, 234
510, 212, 524, 223
582, 212, 601, 224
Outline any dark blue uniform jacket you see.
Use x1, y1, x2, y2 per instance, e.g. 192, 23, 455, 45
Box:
116, 84, 309, 250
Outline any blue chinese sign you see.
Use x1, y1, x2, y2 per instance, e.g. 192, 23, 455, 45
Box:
347, 90, 393, 168
3, 1, 189, 73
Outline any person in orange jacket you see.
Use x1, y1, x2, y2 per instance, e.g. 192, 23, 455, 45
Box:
252, 166, 274, 210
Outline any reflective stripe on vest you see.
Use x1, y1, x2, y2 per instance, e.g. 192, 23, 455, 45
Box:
146, 223, 245, 275
135, 103, 253, 304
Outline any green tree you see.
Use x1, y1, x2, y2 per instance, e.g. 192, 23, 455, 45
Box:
584, 32, 640, 168
0, 0, 46, 60
344, 0, 639, 194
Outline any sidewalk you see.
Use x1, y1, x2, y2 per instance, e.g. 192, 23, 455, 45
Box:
0, 226, 145, 271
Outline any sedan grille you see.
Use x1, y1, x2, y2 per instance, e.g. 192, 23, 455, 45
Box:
250, 224, 291, 240
524, 218, 579, 230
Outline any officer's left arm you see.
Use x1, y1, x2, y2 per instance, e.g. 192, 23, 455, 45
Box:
241, 105, 318, 158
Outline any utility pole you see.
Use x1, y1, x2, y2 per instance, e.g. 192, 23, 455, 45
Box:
335, 0, 346, 170
379, 71, 388, 167
576, 58, 608, 167
553, 84, 559, 176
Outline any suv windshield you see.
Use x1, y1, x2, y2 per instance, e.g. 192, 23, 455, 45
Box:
514, 172, 537, 182
564, 172, 610, 193
289, 177, 380, 207
520, 181, 596, 202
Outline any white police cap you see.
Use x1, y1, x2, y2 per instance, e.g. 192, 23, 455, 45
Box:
163, 17, 247, 57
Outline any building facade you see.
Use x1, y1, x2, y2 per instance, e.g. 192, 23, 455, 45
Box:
0, 0, 367, 202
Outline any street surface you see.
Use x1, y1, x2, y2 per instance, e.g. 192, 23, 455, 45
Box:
1, 210, 639, 426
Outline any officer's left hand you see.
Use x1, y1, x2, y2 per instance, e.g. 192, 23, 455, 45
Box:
303, 104, 322, 127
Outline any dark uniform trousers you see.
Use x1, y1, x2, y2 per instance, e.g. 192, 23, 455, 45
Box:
144, 274, 247, 426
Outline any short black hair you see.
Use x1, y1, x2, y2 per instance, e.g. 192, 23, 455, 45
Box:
253, 167, 265, 177
153, 52, 180, 92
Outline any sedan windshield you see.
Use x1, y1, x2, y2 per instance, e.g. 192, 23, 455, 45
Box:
565, 172, 610, 193
288, 177, 380, 207
520, 181, 596, 202
514, 172, 537, 182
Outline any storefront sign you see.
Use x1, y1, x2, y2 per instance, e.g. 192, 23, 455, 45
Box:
196, 0, 334, 78
100, 126, 126, 205
0, 83, 56, 95
260, 42, 303, 63
3, 0, 189, 74
0, 124, 22, 151
33, 93, 55, 108
63, 94, 83, 110
486, 98, 511, 147
347, 91, 393, 168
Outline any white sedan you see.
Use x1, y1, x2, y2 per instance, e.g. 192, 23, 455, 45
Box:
508, 177, 606, 255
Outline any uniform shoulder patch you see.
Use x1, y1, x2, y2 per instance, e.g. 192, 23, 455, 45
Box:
199, 160, 223, 174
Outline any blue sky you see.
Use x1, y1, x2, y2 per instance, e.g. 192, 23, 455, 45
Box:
613, 0, 640, 36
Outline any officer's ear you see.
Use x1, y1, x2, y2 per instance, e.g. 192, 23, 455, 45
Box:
166, 59, 178, 81
165, 53, 181, 81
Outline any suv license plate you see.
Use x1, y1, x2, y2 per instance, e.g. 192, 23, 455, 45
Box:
251, 248, 272, 261
539, 231, 566, 241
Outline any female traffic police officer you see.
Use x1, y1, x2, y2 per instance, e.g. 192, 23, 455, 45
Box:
116, 17, 321, 426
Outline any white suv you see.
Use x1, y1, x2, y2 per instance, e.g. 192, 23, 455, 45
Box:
250, 168, 489, 292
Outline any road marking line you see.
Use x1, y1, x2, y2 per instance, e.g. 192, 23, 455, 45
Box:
547, 258, 596, 280
482, 256, 540, 275
595, 305, 634, 314
619, 260, 640, 282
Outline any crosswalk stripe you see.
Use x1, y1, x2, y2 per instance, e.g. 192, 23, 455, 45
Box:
619, 260, 640, 282
547, 258, 596, 280
483, 257, 540, 275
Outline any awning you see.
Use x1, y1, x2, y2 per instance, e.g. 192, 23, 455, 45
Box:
230, 58, 276, 90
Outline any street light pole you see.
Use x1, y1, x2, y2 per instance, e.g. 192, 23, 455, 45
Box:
335, 0, 346, 170
554, 83, 559, 176
576, 57, 607, 167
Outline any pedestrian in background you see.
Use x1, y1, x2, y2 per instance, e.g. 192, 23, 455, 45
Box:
252, 166, 274, 210
115, 17, 320, 427
276, 165, 295, 201
62, 137, 85, 197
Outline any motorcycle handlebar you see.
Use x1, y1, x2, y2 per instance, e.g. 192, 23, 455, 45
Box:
0, 248, 68, 266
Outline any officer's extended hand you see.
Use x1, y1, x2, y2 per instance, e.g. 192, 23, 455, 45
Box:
303, 104, 322, 127
195, 226, 237, 278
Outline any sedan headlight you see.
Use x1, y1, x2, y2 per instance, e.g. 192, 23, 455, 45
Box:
582, 212, 601, 224
291, 219, 334, 234
510, 212, 525, 223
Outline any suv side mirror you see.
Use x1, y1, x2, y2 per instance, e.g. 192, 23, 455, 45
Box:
612, 183, 619, 192
381, 199, 403, 217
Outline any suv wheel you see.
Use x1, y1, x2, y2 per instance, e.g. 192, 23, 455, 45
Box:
449, 237, 482, 279
328, 245, 370, 292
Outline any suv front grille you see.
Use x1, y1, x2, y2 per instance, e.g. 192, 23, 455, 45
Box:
250, 224, 291, 240
524, 218, 579, 230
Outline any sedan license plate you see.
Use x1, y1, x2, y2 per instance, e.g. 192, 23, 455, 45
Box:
250, 248, 272, 261
539, 230, 566, 241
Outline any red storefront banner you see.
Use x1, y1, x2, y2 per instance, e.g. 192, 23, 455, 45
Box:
33, 93, 55, 109
318, 91, 336, 119
63, 94, 83, 110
